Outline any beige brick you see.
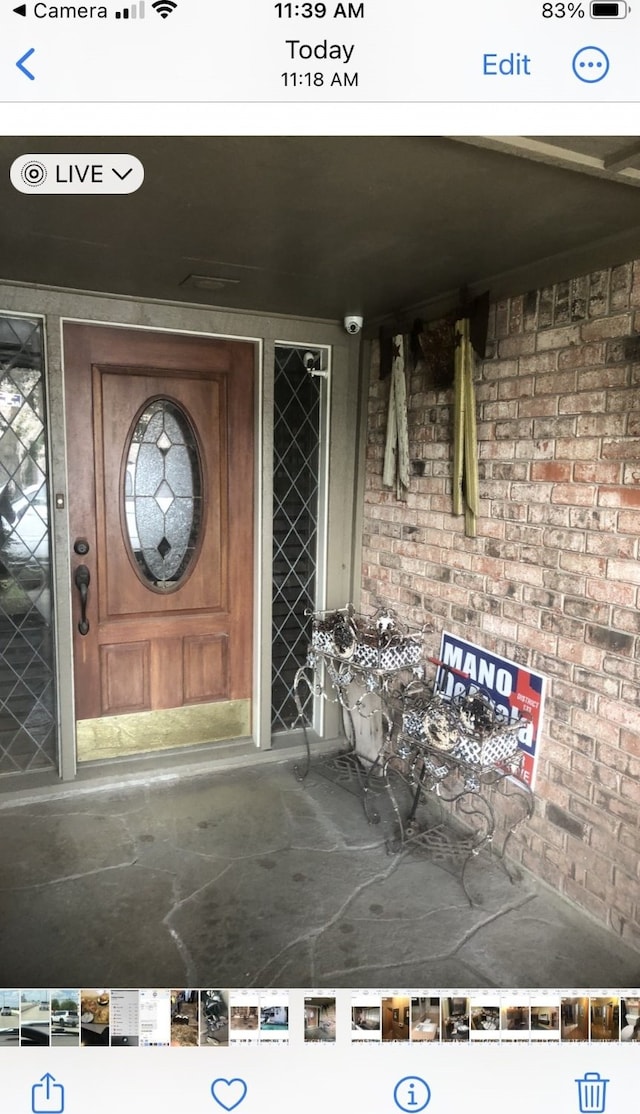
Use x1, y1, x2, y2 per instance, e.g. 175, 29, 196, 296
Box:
557, 637, 603, 669
587, 578, 636, 606
570, 794, 621, 837
602, 437, 640, 459
581, 313, 633, 340
515, 439, 556, 460
623, 462, 640, 485
517, 396, 559, 418
620, 729, 640, 758
497, 335, 536, 358
551, 484, 596, 507
559, 552, 606, 577
578, 366, 629, 390
608, 558, 640, 585
510, 481, 554, 503
558, 343, 606, 369
606, 388, 640, 413
598, 486, 640, 509
478, 440, 517, 460
536, 325, 582, 350
554, 437, 600, 460
599, 696, 640, 734
497, 376, 535, 400
531, 462, 572, 482
479, 614, 518, 641
612, 607, 640, 633
621, 920, 640, 951
503, 560, 545, 587
563, 876, 608, 921
620, 776, 640, 804
577, 413, 627, 437
586, 533, 636, 558
521, 849, 563, 889
559, 391, 607, 413
481, 400, 518, 421
520, 352, 559, 375
572, 708, 621, 746
618, 821, 640, 850
574, 462, 621, 484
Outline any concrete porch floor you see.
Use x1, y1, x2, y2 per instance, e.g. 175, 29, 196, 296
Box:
1, 754, 639, 989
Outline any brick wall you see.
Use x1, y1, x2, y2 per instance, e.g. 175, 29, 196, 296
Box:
361, 261, 640, 950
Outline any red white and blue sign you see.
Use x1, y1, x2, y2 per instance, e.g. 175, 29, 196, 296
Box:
436, 631, 546, 789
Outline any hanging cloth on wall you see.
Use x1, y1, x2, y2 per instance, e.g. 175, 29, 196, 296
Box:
452, 317, 479, 537
383, 333, 410, 499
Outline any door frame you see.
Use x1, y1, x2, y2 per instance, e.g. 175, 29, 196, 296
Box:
58, 318, 263, 778
0, 282, 362, 785
63, 324, 255, 742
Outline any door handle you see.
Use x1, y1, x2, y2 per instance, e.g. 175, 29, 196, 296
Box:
74, 564, 91, 635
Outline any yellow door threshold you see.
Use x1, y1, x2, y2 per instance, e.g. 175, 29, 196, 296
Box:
76, 699, 251, 762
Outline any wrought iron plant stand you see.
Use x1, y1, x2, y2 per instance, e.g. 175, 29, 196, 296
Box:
364, 679, 534, 903
293, 605, 426, 788
293, 607, 533, 904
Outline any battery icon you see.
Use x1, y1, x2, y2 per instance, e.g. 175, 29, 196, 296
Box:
590, 1, 628, 14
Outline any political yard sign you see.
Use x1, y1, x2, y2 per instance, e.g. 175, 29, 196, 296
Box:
436, 631, 546, 790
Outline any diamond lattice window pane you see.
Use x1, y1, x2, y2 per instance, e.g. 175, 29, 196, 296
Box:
271, 346, 322, 731
0, 315, 57, 775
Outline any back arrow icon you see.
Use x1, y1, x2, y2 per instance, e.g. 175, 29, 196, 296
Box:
16, 48, 35, 79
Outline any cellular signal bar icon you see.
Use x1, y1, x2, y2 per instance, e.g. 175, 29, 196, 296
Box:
115, 1, 146, 16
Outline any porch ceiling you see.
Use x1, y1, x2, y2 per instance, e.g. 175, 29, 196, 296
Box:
2, 135, 640, 326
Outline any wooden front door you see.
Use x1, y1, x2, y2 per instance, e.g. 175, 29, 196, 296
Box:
63, 324, 254, 760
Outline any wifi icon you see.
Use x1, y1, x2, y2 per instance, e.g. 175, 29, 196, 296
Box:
152, 0, 177, 15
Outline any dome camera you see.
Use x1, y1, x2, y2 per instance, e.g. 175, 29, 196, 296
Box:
344, 315, 363, 335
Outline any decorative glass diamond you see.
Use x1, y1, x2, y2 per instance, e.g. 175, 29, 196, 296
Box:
154, 479, 175, 513
157, 536, 172, 559
157, 431, 171, 452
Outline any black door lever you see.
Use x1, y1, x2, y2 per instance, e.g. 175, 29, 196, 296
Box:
74, 564, 91, 635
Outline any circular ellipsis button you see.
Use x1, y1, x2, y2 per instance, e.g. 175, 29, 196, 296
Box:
10, 153, 144, 193
572, 45, 610, 82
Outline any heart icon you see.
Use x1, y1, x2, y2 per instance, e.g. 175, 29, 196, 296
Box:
211, 1078, 248, 1111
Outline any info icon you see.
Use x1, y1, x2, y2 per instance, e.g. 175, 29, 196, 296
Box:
394, 1076, 431, 1113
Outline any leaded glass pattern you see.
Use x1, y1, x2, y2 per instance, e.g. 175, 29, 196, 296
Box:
124, 399, 203, 590
271, 346, 322, 731
0, 315, 57, 774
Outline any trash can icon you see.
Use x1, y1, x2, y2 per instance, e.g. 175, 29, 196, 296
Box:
576, 1072, 609, 1114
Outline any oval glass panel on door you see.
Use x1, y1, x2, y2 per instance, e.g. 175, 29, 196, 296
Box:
123, 398, 203, 591
63, 324, 255, 762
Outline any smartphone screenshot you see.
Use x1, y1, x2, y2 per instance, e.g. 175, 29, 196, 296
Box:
0, 1, 639, 1111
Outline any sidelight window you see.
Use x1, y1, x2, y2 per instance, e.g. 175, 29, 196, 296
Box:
271, 345, 329, 731
0, 314, 56, 774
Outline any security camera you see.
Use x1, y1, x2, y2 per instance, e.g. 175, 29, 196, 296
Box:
344, 315, 363, 335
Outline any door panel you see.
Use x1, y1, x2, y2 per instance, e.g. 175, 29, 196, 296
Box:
100, 641, 150, 714
183, 634, 229, 703
96, 368, 226, 617
64, 324, 254, 748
